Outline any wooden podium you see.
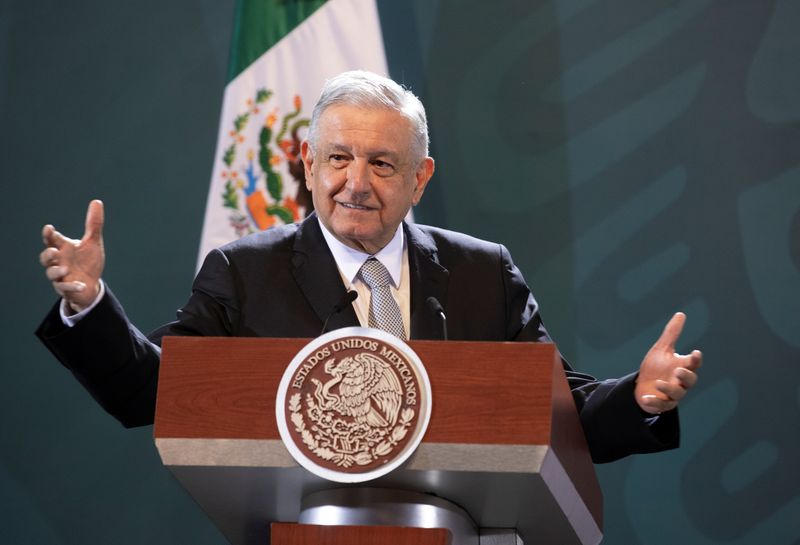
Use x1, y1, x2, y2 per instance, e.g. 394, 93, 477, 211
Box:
154, 337, 602, 545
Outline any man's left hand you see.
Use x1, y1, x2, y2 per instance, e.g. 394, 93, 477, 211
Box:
635, 312, 702, 415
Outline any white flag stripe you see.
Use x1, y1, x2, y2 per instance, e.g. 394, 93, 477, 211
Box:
198, 0, 388, 266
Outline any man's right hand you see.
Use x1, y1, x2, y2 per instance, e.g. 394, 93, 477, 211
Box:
40, 200, 106, 314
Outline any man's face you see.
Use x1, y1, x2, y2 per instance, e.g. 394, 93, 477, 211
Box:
301, 104, 434, 255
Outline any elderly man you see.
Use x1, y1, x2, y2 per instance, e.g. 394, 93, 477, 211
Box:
37, 71, 701, 463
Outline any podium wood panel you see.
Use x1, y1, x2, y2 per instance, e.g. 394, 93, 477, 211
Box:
156, 337, 552, 445
270, 523, 451, 545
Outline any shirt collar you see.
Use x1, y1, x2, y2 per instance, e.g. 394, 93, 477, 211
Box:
317, 218, 405, 288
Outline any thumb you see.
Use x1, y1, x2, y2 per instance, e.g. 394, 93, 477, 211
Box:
83, 199, 104, 243
655, 312, 686, 351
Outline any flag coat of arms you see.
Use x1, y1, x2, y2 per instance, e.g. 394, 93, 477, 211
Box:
198, 0, 389, 264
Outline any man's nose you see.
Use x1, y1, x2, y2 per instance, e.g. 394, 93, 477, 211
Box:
345, 160, 371, 194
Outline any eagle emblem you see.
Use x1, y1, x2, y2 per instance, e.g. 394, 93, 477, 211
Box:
313, 353, 403, 428
277, 329, 432, 482
220, 88, 313, 238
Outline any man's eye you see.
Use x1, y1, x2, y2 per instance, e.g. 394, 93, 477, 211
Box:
372, 160, 394, 170
329, 154, 348, 166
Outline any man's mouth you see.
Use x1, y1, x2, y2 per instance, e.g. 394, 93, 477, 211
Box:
338, 202, 373, 210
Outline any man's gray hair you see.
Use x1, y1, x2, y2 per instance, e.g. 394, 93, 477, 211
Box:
307, 70, 429, 161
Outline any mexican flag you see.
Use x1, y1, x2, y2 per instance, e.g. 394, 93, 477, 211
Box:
197, 0, 389, 264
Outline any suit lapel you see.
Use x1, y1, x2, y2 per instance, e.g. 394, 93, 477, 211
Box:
291, 216, 449, 338
291, 214, 360, 332
405, 223, 449, 340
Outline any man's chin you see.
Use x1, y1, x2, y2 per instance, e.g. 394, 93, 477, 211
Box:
331, 226, 387, 254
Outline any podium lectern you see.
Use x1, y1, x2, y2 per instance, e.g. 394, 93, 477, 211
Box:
154, 337, 602, 545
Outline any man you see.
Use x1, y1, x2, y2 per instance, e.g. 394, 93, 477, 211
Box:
37, 71, 701, 463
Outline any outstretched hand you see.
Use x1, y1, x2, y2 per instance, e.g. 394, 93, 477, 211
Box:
40, 200, 106, 313
635, 312, 702, 415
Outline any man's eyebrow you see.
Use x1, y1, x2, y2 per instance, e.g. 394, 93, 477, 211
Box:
369, 150, 400, 161
363, 147, 402, 162
328, 143, 351, 153
326, 143, 401, 162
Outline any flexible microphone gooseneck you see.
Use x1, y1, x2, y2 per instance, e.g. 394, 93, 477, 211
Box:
320, 290, 358, 336
426, 296, 448, 341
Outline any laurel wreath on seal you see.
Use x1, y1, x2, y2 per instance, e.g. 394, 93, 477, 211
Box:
288, 393, 415, 468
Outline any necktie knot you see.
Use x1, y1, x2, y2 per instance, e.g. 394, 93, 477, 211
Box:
359, 257, 393, 289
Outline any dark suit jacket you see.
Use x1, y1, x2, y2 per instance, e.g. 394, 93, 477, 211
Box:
36, 214, 678, 463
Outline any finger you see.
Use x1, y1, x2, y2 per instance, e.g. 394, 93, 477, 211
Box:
83, 199, 104, 243
45, 266, 69, 281
42, 225, 73, 250
39, 247, 59, 267
53, 280, 87, 295
655, 312, 686, 351
687, 349, 703, 371
655, 380, 687, 402
674, 367, 698, 389
639, 394, 677, 415
42, 224, 54, 246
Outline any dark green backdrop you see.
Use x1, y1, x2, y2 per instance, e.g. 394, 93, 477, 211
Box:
2, 0, 798, 543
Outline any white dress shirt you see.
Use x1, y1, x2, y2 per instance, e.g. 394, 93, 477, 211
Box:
317, 219, 410, 339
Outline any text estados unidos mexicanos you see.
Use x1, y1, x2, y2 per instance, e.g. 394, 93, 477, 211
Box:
290, 340, 418, 405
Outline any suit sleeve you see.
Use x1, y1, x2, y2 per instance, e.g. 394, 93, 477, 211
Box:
500, 244, 679, 463
34, 249, 239, 427
35, 287, 162, 427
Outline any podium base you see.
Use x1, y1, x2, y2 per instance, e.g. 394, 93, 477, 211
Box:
298, 488, 478, 545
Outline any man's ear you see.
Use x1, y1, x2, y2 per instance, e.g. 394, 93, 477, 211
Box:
412, 157, 435, 205
301, 140, 314, 190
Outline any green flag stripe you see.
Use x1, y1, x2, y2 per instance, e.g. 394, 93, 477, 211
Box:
227, 0, 328, 82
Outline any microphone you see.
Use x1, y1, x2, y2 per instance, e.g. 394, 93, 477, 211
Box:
427, 296, 448, 341
321, 290, 358, 335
